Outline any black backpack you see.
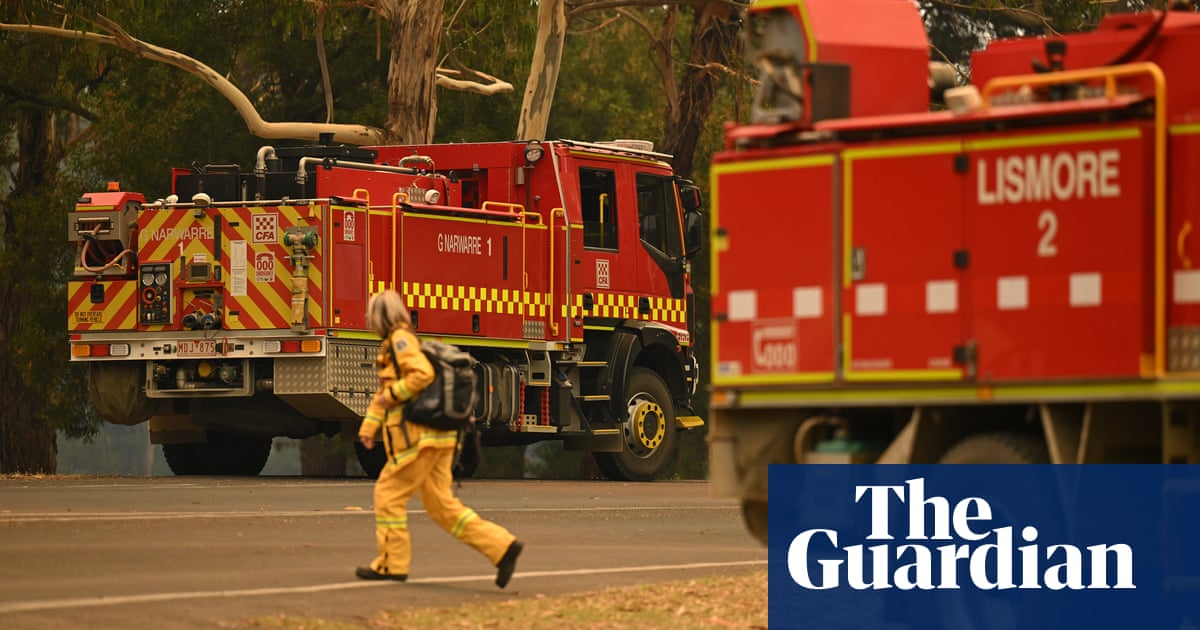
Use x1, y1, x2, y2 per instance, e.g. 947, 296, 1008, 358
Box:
394, 340, 478, 431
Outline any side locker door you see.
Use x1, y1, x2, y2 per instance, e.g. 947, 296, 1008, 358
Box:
841, 141, 967, 382
711, 154, 838, 386
965, 125, 1152, 381
330, 203, 368, 329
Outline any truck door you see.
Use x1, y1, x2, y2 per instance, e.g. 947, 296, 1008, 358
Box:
633, 172, 686, 304
576, 164, 624, 321
841, 140, 967, 382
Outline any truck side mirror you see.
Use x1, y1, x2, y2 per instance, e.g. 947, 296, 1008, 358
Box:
684, 210, 704, 259
679, 183, 703, 212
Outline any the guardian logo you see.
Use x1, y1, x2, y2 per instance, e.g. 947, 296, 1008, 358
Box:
787, 478, 1135, 591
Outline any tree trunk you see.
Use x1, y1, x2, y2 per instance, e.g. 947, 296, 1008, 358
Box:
380, 0, 446, 144
517, 0, 567, 141
0, 109, 62, 474
660, 2, 743, 179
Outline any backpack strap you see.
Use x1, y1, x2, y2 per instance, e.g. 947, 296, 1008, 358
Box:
386, 340, 413, 451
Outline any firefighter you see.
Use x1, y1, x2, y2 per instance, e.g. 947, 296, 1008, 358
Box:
356, 290, 523, 587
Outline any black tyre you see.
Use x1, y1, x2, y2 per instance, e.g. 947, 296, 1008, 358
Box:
185, 396, 297, 476
163, 443, 204, 476
938, 432, 1048, 464
163, 434, 272, 475
196, 432, 273, 475
454, 430, 481, 479
354, 441, 387, 478
742, 499, 769, 546
926, 431, 1054, 630
594, 367, 678, 481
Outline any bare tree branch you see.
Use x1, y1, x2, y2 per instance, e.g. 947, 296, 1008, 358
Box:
0, 18, 386, 144
568, 13, 620, 36
438, 0, 513, 96
436, 67, 513, 95
361, 0, 513, 103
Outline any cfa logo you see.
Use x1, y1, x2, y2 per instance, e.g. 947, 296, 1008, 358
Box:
786, 477, 1135, 591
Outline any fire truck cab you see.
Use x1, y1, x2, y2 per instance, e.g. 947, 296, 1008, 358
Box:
69, 138, 704, 480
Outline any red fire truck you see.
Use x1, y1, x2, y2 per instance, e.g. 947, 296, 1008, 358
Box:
709, 0, 1200, 543
68, 138, 704, 480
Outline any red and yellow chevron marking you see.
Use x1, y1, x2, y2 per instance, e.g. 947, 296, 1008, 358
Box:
68, 280, 138, 331
564, 292, 687, 325
138, 204, 325, 330
402, 282, 549, 317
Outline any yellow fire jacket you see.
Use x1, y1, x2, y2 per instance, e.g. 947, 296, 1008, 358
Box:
358, 324, 435, 443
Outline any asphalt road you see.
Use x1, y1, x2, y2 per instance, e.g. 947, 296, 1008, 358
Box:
0, 476, 766, 629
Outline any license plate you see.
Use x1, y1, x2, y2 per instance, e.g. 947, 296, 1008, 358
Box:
177, 339, 217, 356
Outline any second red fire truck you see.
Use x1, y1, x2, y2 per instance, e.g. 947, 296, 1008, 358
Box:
709, 0, 1200, 544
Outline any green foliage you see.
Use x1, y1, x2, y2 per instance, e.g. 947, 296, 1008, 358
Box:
551, 15, 664, 143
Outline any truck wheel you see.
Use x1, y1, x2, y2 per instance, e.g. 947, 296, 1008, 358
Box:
454, 435, 480, 480
927, 431, 1054, 630
938, 432, 1048, 464
354, 441, 386, 478
594, 367, 678, 481
196, 432, 273, 475
742, 500, 769, 546
163, 443, 205, 476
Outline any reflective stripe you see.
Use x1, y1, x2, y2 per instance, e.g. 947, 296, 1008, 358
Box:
403, 280, 687, 327
450, 509, 478, 538
389, 430, 459, 467
390, 381, 412, 402
375, 516, 408, 529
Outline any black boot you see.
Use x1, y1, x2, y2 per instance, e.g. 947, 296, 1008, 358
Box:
355, 566, 407, 581
495, 540, 523, 588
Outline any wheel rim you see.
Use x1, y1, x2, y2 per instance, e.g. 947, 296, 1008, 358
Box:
624, 396, 666, 457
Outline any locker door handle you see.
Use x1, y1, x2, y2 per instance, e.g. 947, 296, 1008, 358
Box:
851, 246, 866, 281
1179, 221, 1193, 269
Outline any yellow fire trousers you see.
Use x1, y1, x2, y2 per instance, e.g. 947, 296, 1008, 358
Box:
369, 424, 516, 576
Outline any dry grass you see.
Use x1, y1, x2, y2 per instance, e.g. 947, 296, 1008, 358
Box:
244, 570, 767, 630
